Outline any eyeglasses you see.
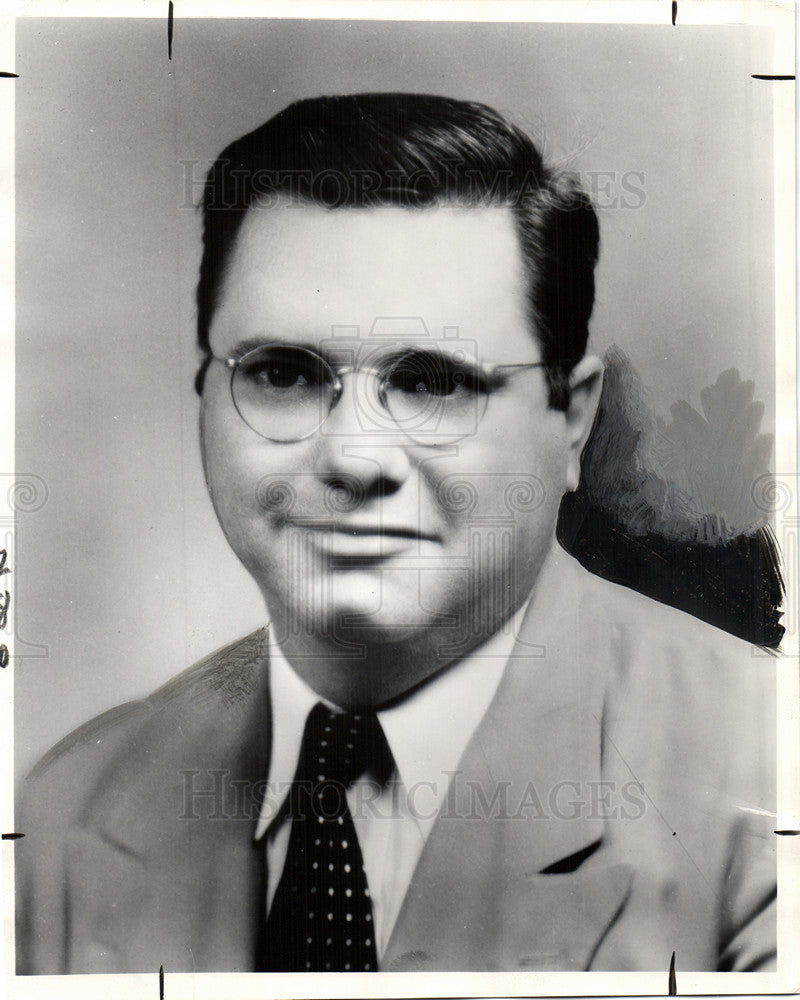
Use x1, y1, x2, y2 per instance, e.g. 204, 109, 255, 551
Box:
210, 342, 549, 446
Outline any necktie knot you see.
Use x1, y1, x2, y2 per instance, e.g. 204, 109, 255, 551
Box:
299, 702, 393, 789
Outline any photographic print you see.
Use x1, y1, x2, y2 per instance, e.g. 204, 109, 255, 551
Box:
4, 2, 797, 997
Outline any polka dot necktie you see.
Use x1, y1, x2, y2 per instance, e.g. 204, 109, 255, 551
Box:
261, 702, 393, 972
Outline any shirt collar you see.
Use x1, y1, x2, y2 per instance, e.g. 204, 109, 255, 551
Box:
256, 635, 322, 840
376, 602, 527, 839
255, 599, 528, 842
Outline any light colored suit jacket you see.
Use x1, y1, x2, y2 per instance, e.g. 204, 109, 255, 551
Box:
16, 549, 776, 973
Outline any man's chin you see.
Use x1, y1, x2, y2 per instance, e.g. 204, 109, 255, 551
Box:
273, 593, 451, 649
323, 604, 447, 646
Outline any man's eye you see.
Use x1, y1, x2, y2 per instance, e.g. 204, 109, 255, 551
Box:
388, 354, 484, 397
242, 350, 326, 390
259, 363, 308, 389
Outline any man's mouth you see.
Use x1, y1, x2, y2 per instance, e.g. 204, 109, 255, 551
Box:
282, 520, 439, 558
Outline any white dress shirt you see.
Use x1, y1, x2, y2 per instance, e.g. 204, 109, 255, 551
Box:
255, 603, 528, 959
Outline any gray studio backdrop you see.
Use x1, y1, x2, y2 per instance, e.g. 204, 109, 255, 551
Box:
15, 18, 775, 778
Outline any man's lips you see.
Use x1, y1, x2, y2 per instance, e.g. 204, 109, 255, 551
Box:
282, 520, 440, 556
285, 520, 437, 538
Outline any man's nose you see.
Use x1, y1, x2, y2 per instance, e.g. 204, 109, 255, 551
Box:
313, 373, 412, 492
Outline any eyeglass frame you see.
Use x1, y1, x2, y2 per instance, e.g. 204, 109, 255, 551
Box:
208, 341, 554, 445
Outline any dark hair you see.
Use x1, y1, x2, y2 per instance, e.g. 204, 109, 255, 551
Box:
195, 93, 599, 409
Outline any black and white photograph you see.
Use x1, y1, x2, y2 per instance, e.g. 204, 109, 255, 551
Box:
4, 2, 798, 996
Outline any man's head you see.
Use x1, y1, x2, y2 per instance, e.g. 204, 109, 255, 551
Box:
195, 93, 599, 408
197, 93, 603, 706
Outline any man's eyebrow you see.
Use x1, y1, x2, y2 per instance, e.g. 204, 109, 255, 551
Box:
226, 339, 485, 368
227, 338, 267, 359
227, 337, 323, 359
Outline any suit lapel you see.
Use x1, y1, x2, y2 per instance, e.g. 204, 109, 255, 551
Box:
384, 547, 634, 971
64, 550, 634, 972
66, 629, 272, 973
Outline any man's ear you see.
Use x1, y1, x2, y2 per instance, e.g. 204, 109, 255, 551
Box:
564, 355, 604, 492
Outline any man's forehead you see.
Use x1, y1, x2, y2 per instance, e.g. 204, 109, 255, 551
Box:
212, 200, 532, 355
232, 198, 522, 271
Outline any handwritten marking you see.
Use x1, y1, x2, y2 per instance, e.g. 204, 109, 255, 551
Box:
167, 2, 174, 61
0, 549, 9, 668
159, 964, 164, 999
668, 950, 677, 995
752, 75, 795, 81
0, 72, 19, 79
671, 1, 677, 26
775, 829, 800, 836
2, 833, 24, 840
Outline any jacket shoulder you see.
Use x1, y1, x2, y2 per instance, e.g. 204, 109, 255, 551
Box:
571, 557, 773, 680
571, 561, 776, 803
16, 628, 269, 974
23, 627, 269, 813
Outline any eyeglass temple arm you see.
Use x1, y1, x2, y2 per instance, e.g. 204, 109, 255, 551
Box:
489, 361, 551, 375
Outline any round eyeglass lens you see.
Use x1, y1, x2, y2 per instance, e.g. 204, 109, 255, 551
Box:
383, 350, 488, 444
231, 344, 334, 442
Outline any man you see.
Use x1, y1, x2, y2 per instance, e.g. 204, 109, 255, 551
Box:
17, 93, 776, 974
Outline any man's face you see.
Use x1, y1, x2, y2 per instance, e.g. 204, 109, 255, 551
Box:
201, 201, 596, 696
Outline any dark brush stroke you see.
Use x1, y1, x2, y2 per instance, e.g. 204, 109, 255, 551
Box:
0, 72, 19, 79
558, 502, 784, 646
159, 964, 164, 999
167, 2, 174, 61
775, 830, 800, 836
557, 348, 784, 647
752, 75, 795, 81
2, 832, 24, 840
668, 951, 677, 994
671, 1, 677, 26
